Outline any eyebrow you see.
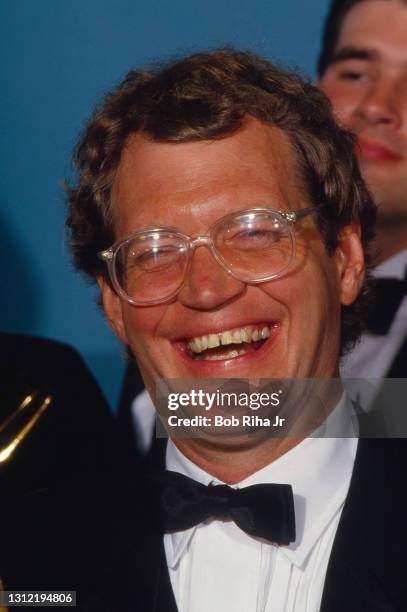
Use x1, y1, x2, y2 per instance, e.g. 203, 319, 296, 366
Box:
330, 46, 378, 65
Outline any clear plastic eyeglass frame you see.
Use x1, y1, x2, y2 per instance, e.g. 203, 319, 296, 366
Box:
98, 206, 315, 306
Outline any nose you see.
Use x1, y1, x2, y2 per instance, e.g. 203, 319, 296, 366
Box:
177, 243, 246, 310
355, 77, 402, 129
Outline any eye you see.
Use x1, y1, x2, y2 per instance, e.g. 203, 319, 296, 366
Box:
129, 245, 181, 271
337, 69, 368, 82
329, 59, 373, 85
225, 227, 285, 251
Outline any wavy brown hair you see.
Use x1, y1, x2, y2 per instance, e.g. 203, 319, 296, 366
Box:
66, 47, 376, 354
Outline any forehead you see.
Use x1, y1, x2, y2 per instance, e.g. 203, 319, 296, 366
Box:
337, 0, 407, 60
111, 119, 303, 237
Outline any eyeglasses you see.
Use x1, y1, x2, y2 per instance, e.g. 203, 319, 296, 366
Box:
98, 206, 315, 305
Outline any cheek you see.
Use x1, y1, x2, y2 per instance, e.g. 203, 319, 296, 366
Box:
120, 306, 170, 392
265, 255, 341, 331
121, 306, 162, 353
288, 259, 342, 368
260, 272, 329, 329
330, 94, 355, 123
320, 81, 357, 124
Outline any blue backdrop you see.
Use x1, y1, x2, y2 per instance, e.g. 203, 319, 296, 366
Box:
1, 0, 329, 410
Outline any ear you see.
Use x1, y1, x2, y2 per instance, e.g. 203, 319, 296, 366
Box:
97, 276, 129, 345
334, 221, 365, 306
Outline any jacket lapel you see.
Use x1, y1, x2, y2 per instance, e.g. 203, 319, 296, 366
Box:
320, 438, 407, 611
117, 534, 177, 612
85, 497, 177, 612
387, 334, 407, 377
155, 543, 178, 612
128, 439, 178, 612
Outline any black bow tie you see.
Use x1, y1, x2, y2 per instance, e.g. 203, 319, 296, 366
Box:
366, 270, 407, 335
151, 469, 296, 545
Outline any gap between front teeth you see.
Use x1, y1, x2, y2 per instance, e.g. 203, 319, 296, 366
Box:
187, 326, 271, 354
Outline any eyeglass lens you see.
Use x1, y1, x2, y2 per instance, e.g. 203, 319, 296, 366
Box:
213, 211, 293, 282
113, 211, 293, 303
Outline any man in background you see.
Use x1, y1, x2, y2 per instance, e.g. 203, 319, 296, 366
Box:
318, 0, 407, 382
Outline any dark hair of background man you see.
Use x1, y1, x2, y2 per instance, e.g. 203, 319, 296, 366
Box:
317, 0, 407, 76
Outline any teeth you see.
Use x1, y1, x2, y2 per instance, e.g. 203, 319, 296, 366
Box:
241, 329, 249, 343
202, 349, 246, 361
220, 331, 233, 345
208, 334, 220, 349
232, 330, 243, 344
187, 325, 273, 355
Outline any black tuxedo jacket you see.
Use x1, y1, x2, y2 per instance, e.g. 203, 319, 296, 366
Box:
1, 438, 406, 611
0, 333, 128, 496
117, 359, 146, 452
387, 334, 407, 378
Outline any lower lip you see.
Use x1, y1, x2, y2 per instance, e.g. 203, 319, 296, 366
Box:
357, 141, 402, 162
174, 327, 280, 375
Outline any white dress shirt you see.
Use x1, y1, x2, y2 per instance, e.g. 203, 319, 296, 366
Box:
130, 388, 156, 452
164, 398, 358, 612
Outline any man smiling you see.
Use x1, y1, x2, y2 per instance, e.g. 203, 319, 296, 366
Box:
67, 48, 373, 473
99, 115, 365, 471
2, 49, 406, 611
66, 49, 406, 611
318, 0, 407, 382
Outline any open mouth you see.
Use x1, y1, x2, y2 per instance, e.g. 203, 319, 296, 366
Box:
186, 324, 275, 361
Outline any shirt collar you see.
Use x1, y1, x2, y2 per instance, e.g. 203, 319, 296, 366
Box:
165, 395, 358, 569
373, 248, 407, 280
